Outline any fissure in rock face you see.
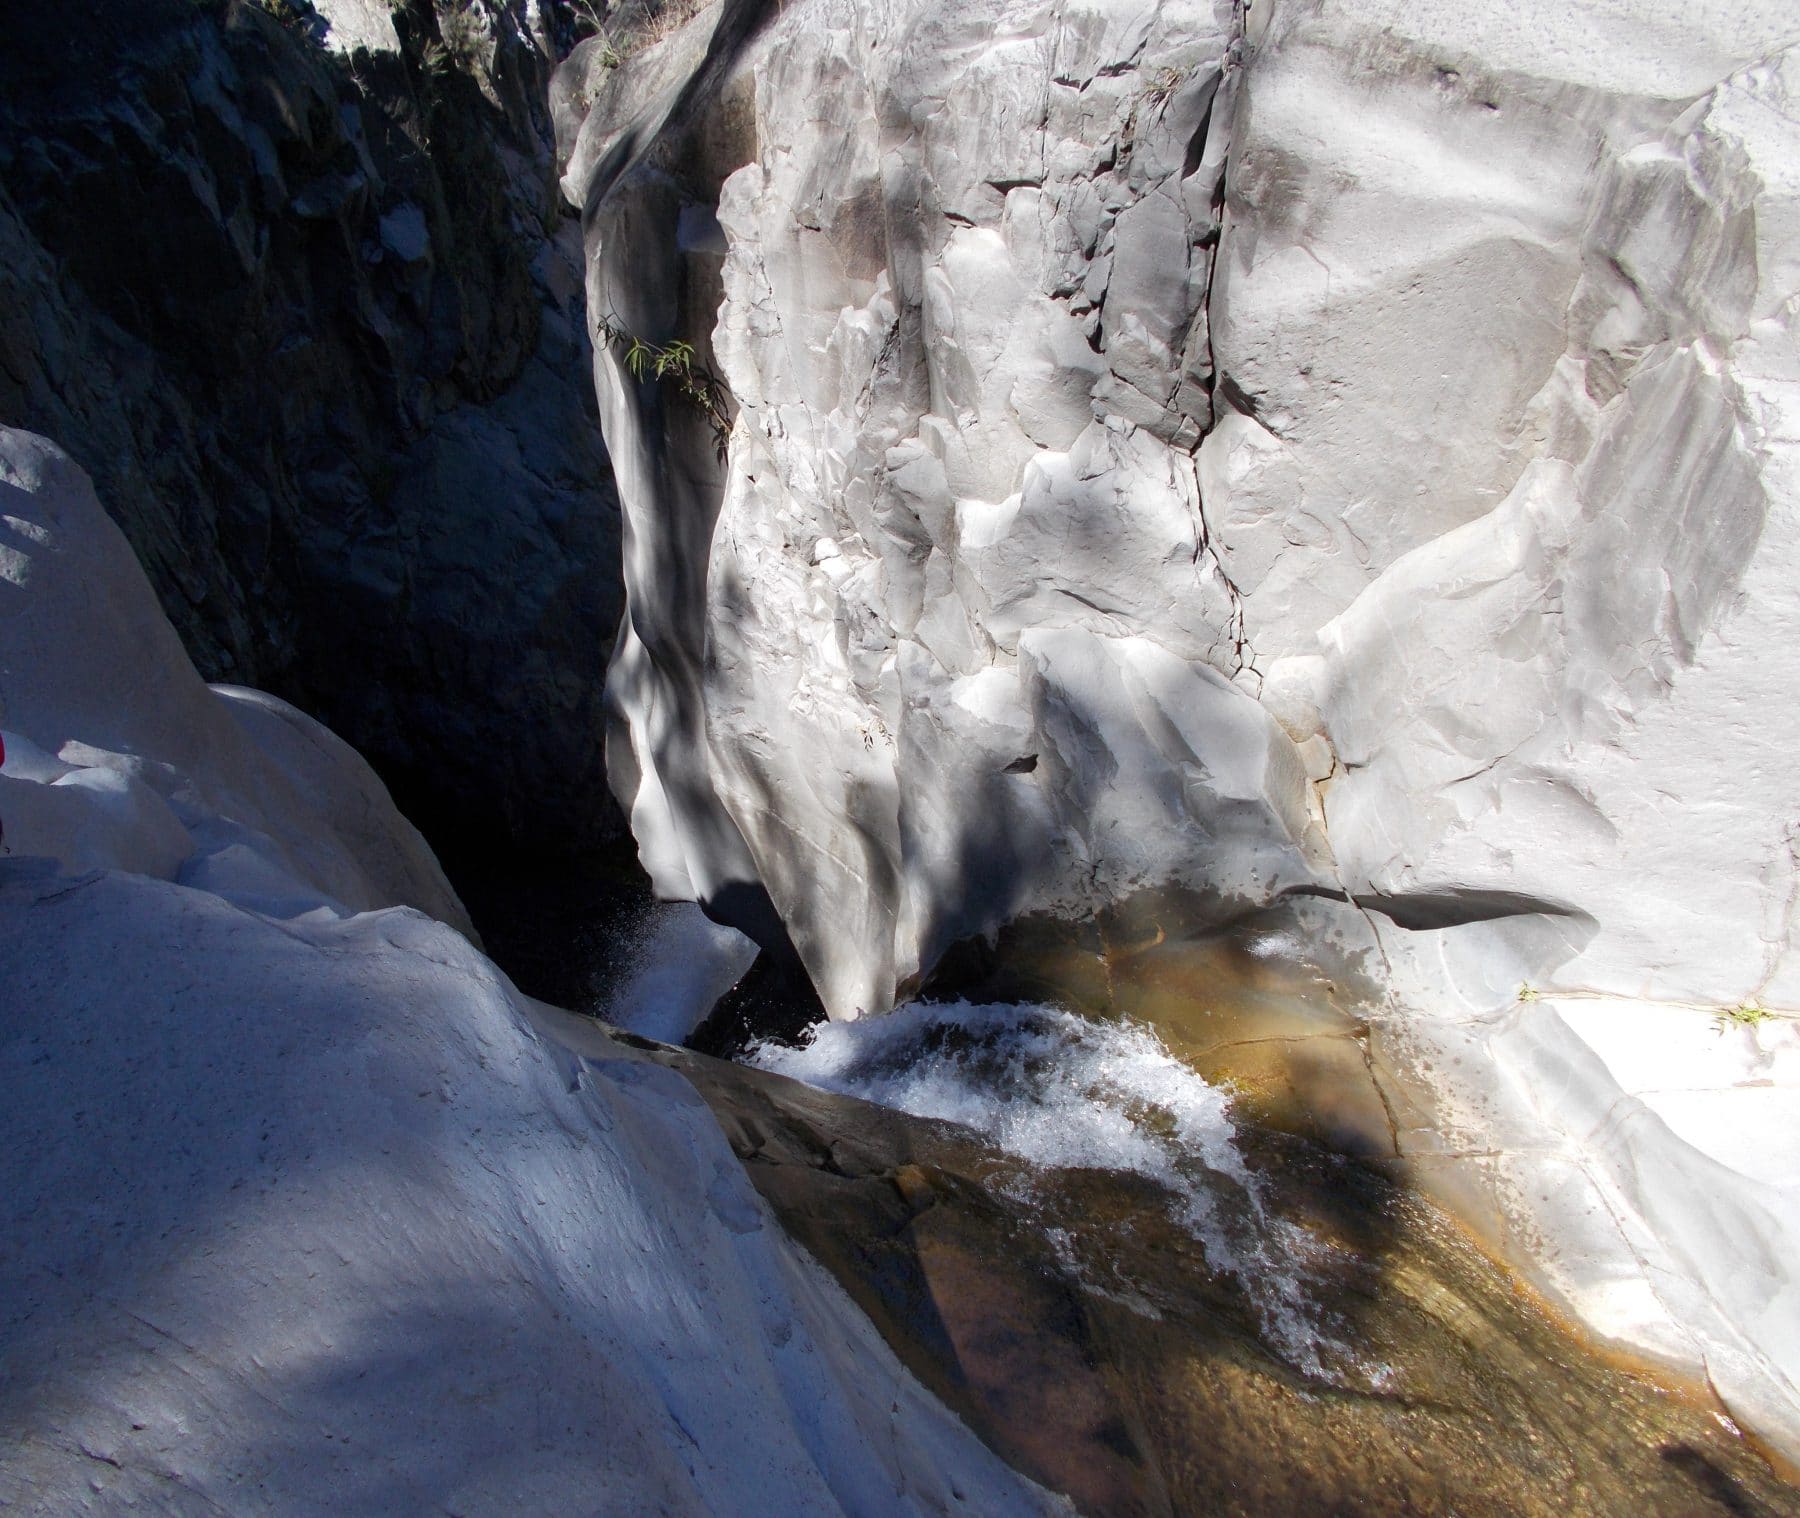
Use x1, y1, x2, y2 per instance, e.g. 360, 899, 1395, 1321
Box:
561, 0, 1305, 1018
557, 0, 1800, 1461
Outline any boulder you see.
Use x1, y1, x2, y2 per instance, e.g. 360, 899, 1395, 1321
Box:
0, 426, 466, 925
0, 424, 1066, 1516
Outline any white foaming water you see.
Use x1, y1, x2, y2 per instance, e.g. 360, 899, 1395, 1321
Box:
748, 999, 1339, 1371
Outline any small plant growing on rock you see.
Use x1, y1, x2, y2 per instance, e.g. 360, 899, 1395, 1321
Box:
595, 314, 732, 455
1516, 983, 1541, 1004
570, 0, 621, 58
639, 0, 710, 46
1142, 65, 1188, 107
1122, 62, 1194, 150
256, 0, 318, 28
438, 0, 488, 64
1712, 1001, 1775, 1035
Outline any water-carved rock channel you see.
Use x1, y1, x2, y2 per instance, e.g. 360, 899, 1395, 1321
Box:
473, 873, 1800, 1517
6, 0, 1800, 1509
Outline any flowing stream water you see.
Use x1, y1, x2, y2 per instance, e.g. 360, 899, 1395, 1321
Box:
719, 976, 1800, 1516
469, 859, 1800, 1515
747, 998, 1347, 1378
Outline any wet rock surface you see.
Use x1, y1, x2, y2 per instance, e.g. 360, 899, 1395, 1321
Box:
927, 890, 1402, 1161
604, 1016, 1800, 1518
0, 0, 622, 852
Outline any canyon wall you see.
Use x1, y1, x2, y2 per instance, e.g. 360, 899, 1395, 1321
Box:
561, 0, 1800, 1015
0, 0, 622, 851
560, 0, 1800, 1452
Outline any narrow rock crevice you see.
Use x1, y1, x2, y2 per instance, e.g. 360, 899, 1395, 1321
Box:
0, 0, 625, 855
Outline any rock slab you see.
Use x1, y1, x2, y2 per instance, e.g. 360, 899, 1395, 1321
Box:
0, 424, 1067, 1517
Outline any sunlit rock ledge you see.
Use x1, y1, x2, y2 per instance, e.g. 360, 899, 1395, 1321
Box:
0, 428, 1063, 1516
556, 0, 1800, 1456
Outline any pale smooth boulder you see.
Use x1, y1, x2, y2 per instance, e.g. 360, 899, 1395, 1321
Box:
0, 864, 1068, 1518
0, 423, 1069, 1517
0, 428, 469, 930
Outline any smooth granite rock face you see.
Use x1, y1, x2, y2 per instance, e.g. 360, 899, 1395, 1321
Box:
0, 0, 622, 852
0, 425, 1068, 1518
560, 0, 1304, 1014
572, 0, 1800, 1019
0, 426, 470, 931
1210, 1, 1800, 1010
559, 0, 1800, 1455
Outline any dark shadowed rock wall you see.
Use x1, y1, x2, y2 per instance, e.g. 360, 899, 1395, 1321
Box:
0, 0, 623, 852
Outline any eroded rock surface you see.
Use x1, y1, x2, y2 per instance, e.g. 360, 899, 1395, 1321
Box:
558, 0, 1800, 1458
1213, 3, 1800, 1008
560, 0, 1305, 1014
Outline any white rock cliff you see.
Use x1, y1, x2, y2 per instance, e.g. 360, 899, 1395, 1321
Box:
560, 0, 1800, 1456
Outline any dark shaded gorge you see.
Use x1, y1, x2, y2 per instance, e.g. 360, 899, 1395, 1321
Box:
0, 0, 624, 855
